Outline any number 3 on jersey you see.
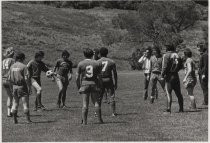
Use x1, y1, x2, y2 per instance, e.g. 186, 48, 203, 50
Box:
102, 61, 108, 72
86, 65, 93, 78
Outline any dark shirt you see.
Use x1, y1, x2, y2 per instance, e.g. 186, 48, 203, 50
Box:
27, 60, 49, 79
77, 59, 102, 85
54, 59, 73, 77
199, 51, 208, 77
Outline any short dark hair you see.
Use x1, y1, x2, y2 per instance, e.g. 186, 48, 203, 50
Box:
100, 47, 108, 57
153, 46, 161, 55
145, 46, 152, 54
165, 44, 175, 52
184, 48, 192, 58
83, 48, 94, 58
93, 48, 99, 54
62, 50, 70, 58
15, 52, 25, 61
35, 51, 45, 59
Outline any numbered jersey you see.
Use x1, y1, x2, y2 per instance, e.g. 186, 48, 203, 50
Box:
9, 62, 28, 86
97, 57, 116, 78
77, 59, 102, 85
2, 58, 15, 78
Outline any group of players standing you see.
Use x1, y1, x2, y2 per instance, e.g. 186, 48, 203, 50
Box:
138, 43, 208, 113
2, 47, 118, 125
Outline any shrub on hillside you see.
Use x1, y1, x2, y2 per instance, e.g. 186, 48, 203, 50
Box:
113, 1, 201, 48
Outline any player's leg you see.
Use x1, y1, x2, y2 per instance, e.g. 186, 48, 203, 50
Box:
165, 81, 172, 113
22, 94, 32, 123
3, 82, 13, 117
172, 75, 184, 112
81, 92, 89, 125
11, 88, 19, 124
150, 73, 157, 103
56, 77, 63, 108
143, 73, 150, 100
200, 77, 208, 105
91, 87, 103, 123
186, 86, 196, 109
31, 78, 42, 110
61, 85, 68, 108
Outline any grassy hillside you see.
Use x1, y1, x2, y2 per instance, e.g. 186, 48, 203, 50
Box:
2, 2, 207, 70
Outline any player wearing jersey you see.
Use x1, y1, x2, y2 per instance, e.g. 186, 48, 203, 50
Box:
98, 47, 118, 116
76, 48, 103, 125
2, 47, 15, 117
54, 50, 73, 108
27, 51, 49, 111
8, 52, 32, 124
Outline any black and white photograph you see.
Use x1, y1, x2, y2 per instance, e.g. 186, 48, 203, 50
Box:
1, 0, 208, 142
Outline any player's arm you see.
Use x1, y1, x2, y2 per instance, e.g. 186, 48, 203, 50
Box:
112, 63, 118, 90
41, 61, 50, 73
68, 61, 73, 81
76, 64, 81, 89
138, 54, 146, 63
183, 62, 192, 83
24, 67, 32, 94
161, 54, 170, 78
27, 61, 33, 79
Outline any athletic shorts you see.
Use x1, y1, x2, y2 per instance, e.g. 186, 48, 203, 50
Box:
183, 77, 197, 88
13, 85, 28, 98
2, 78, 12, 89
102, 78, 115, 95
79, 84, 100, 94
56, 74, 69, 86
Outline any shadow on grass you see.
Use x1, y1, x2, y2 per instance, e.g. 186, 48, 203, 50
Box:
93, 121, 128, 125
175, 110, 202, 113
117, 113, 138, 116
197, 107, 208, 110
17, 120, 56, 124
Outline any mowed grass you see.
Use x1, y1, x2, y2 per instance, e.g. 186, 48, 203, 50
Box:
2, 71, 208, 141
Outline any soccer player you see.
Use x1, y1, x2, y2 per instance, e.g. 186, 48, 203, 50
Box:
198, 43, 208, 105
138, 47, 152, 100
97, 47, 118, 116
161, 44, 184, 113
2, 47, 15, 117
150, 46, 165, 103
54, 50, 73, 108
8, 52, 32, 124
27, 51, 49, 111
76, 48, 103, 125
183, 48, 197, 110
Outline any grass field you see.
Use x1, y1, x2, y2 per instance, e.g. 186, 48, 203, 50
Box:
2, 71, 208, 141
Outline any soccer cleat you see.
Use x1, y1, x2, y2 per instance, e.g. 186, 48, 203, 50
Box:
33, 107, 38, 111
40, 104, 46, 110
98, 119, 104, 124
163, 109, 171, 114
62, 105, 69, 109
178, 109, 184, 112
144, 95, 148, 100
94, 112, 98, 117
112, 113, 117, 117
150, 98, 155, 104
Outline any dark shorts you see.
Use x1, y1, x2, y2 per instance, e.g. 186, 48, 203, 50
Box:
13, 85, 28, 98
101, 78, 115, 95
56, 74, 69, 86
183, 77, 197, 88
79, 84, 100, 94
2, 78, 12, 89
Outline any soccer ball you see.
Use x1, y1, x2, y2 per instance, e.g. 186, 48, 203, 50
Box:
46, 70, 54, 78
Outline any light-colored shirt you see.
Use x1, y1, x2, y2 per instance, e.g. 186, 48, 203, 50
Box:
138, 56, 151, 74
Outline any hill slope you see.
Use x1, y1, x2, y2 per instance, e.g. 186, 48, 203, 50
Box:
2, 2, 207, 70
